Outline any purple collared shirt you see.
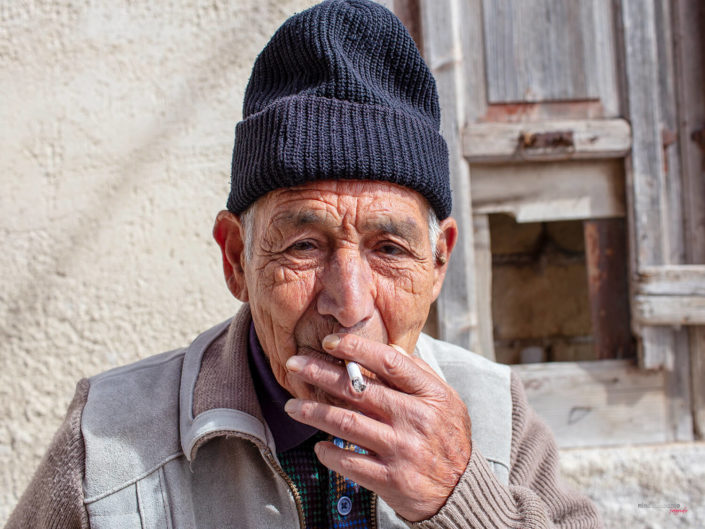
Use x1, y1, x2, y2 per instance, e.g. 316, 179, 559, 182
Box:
248, 323, 318, 453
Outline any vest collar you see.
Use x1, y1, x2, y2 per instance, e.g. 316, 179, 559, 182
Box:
179, 305, 276, 461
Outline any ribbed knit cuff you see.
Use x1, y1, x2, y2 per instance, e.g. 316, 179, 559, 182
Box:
407, 449, 525, 529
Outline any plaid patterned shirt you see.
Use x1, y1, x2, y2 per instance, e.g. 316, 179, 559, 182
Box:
248, 324, 374, 528
278, 432, 374, 529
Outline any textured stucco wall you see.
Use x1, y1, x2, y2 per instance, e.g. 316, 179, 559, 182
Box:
2, 1, 704, 527
0, 0, 319, 522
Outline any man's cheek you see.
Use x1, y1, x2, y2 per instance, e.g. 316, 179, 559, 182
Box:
377, 284, 431, 338
268, 270, 318, 312
378, 277, 431, 314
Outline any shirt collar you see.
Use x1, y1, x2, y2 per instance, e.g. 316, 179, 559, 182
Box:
247, 322, 318, 452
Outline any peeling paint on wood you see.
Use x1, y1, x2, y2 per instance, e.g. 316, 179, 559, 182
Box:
464, 119, 631, 163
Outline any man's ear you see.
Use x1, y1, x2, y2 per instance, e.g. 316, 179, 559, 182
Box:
431, 216, 458, 300
213, 210, 249, 302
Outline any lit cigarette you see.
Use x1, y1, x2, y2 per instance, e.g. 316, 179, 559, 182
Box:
345, 360, 367, 392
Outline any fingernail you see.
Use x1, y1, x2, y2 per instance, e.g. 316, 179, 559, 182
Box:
322, 334, 341, 351
286, 355, 306, 372
284, 399, 299, 415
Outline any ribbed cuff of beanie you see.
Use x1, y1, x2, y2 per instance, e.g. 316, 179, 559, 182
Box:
406, 449, 531, 529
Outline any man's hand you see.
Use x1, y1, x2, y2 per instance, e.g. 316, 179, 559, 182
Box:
283, 333, 472, 522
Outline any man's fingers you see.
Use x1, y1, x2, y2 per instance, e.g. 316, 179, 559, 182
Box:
286, 355, 402, 420
313, 440, 391, 492
284, 399, 396, 457
323, 334, 440, 395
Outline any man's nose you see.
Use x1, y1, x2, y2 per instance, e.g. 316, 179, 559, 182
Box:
317, 249, 375, 329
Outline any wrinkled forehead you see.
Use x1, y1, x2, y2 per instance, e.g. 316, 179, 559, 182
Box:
253, 180, 431, 235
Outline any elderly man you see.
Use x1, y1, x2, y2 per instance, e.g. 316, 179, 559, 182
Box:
7, 1, 602, 528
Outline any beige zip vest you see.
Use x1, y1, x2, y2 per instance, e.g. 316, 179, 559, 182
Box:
81, 317, 512, 528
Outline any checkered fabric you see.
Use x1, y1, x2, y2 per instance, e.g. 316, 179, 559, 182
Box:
278, 432, 373, 529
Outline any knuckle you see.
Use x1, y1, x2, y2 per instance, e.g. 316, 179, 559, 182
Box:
341, 334, 360, 355
337, 411, 357, 436
375, 462, 393, 485
382, 347, 405, 374
338, 452, 357, 474
380, 427, 397, 449
303, 361, 323, 379
298, 401, 316, 421
433, 386, 454, 407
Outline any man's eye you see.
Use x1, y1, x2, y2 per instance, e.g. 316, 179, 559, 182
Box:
288, 241, 316, 252
377, 243, 405, 256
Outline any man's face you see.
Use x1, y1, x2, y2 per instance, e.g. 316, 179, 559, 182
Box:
234, 180, 454, 401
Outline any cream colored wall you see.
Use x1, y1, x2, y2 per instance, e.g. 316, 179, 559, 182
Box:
0, 0, 319, 521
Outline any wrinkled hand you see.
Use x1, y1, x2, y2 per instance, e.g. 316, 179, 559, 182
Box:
284, 333, 472, 522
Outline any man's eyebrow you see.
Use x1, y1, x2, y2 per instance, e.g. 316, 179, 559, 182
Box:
363, 218, 423, 243
271, 211, 329, 228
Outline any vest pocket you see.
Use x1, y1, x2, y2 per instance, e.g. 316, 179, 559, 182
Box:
136, 468, 173, 528
86, 483, 142, 528
86, 469, 173, 529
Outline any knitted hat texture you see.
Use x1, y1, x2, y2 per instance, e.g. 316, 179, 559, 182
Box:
227, 0, 451, 219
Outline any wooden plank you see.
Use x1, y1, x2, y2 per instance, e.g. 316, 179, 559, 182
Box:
673, 1, 705, 265
593, 0, 620, 117
673, 0, 705, 440
617, 0, 668, 266
618, 0, 676, 370
654, 0, 685, 266
463, 119, 631, 163
634, 296, 705, 326
640, 326, 674, 371
470, 160, 625, 222
512, 360, 669, 447
459, 0, 488, 123
689, 328, 705, 438
473, 215, 495, 360
665, 329, 694, 442
482, 0, 599, 103
584, 219, 634, 359
419, 0, 478, 350
636, 265, 705, 296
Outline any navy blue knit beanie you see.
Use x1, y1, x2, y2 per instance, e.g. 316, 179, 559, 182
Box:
227, 0, 451, 220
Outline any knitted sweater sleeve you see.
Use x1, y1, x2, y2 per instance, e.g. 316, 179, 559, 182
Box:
4, 379, 90, 529
411, 372, 603, 529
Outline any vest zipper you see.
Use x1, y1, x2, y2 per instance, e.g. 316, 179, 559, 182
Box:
371, 492, 378, 529
263, 449, 306, 529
